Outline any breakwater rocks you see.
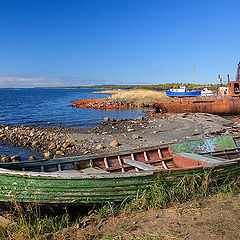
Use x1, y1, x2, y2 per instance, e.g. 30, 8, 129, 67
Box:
0, 125, 78, 159
72, 98, 156, 110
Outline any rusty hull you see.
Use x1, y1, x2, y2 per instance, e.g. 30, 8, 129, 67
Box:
155, 95, 240, 115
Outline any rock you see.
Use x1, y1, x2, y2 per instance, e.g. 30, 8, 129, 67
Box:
110, 118, 115, 122
55, 151, 65, 156
66, 138, 76, 144
96, 144, 104, 150
48, 142, 56, 150
29, 132, 34, 137
127, 128, 134, 132
1, 155, 10, 163
225, 130, 230, 135
110, 140, 120, 147
137, 116, 144, 121
116, 119, 122, 123
32, 141, 40, 147
29, 156, 36, 161
104, 117, 110, 122
62, 142, 70, 149
10, 155, 21, 162
43, 151, 53, 159
132, 134, 141, 139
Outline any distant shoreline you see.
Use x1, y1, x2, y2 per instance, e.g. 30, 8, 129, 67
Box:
34, 83, 219, 91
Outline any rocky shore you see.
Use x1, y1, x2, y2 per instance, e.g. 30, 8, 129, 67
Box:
72, 98, 156, 109
0, 113, 240, 162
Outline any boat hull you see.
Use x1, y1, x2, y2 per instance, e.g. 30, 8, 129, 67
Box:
0, 160, 239, 204
0, 135, 240, 205
166, 91, 201, 97
155, 95, 240, 115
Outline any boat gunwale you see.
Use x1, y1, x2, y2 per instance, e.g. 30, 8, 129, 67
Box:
0, 143, 172, 169
0, 158, 239, 179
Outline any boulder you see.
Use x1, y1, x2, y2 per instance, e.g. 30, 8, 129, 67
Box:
48, 142, 56, 150
1, 155, 10, 163
110, 140, 120, 148
104, 117, 110, 122
10, 155, 21, 162
96, 144, 104, 150
137, 116, 144, 121
29, 156, 36, 161
55, 150, 65, 156
43, 151, 53, 159
66, 138, 76, 144
132, 134, 141, 139
62, 142, 70, 149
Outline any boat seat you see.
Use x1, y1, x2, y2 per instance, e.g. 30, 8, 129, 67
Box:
123, 159, 159, 170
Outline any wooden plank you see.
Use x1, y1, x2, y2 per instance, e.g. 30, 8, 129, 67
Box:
162, 161, 168, 169
80, 167, 108, 174
170, 136, 237, 154
123, 159, 160, 171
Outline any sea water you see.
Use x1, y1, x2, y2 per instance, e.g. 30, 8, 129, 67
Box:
0, 88, 145, 159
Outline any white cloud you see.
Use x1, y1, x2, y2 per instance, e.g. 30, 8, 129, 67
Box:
0, 74, 120, 88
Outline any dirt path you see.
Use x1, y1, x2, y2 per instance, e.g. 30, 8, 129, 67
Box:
54, 193, 240, 240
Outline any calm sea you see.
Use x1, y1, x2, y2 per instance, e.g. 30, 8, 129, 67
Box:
0, 88, 145, 159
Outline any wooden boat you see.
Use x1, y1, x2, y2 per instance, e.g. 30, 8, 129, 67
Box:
0, 135, 239, 205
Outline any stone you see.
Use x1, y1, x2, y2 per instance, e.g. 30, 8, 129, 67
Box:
127, 128, 134, 132
29, 156, 36, 161
104, 117, 110, 122
110, 140, 120, 147
110, 118, 115, 122
43, 151, 53, 159
55, 150, 65, 156
48, 142, 56, 150
66, 138, 76, 143
29, 132, 34, 137
137, 116, 144, 121
132, 134, 141, 139
10, 155, 21, 162
116, 119, 122, 123
96, 144, 104, 150
1, 155, 10, 163
32, 141, 40, 147
62, 142, 70, 149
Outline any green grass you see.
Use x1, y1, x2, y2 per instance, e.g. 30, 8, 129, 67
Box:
0, 171, 239, 239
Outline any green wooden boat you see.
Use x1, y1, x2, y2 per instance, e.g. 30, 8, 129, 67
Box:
0, 135, 239, 205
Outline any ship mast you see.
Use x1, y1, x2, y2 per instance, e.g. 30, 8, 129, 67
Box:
236, 61, 240, 82
193, 66, 195, 85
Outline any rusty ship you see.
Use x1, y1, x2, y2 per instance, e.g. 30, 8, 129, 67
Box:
155, 61, 240, 115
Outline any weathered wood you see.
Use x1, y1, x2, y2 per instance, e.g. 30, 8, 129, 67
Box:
0, 135, 239, 205
123, 159, 160, 170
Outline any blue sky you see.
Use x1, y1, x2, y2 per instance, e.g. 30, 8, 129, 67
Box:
0, 0, 239, 87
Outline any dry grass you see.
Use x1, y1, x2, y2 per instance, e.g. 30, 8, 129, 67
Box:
108, 90, 166, 100
92, 90, 122, 94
